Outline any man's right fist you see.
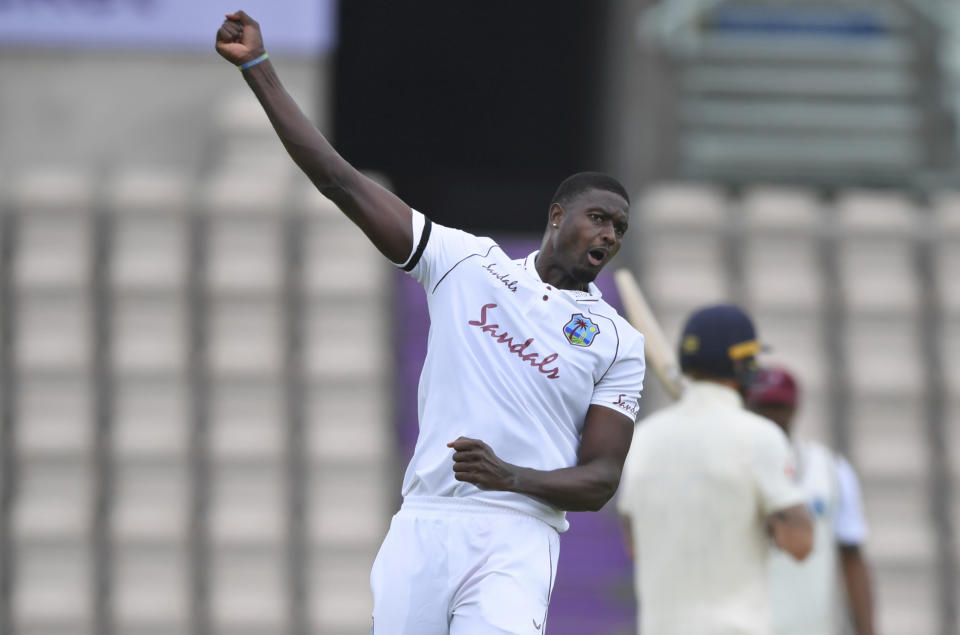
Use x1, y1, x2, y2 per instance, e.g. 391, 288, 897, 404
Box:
215, 10, 266, 67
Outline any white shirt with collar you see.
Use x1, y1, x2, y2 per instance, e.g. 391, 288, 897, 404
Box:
618, 381, 804, 635
398, 210, 646, 532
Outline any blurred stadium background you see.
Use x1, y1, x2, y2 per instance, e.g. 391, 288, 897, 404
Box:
0, 1, 958, 634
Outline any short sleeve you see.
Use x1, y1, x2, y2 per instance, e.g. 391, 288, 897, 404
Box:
834, 455, 869, 545
590, 332, 646, 423
750, 423, 806, 515
396, 208, 429, 269
398, 209, 497, 291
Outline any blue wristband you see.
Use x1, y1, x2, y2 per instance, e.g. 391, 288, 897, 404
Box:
239, 53, 269, 71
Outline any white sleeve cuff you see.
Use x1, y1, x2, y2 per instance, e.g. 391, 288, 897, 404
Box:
834, 455, 869, 545
397, 209, 426, 270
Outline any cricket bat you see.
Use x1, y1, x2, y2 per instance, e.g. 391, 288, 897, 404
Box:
613, 268, 686, 400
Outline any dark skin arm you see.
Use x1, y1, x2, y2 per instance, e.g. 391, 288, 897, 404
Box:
215, 11, 412, 264
447, 405, 635, 512
840, 544, 876, 635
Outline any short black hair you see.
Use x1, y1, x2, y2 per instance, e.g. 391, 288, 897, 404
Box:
550, 172, 630, 209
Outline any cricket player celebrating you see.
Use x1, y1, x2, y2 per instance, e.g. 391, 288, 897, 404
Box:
747, 367, 876, 635
216, 12, 646, 634
617, 305, 813, 635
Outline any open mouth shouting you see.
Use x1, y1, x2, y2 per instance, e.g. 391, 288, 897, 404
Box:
587, 247, 608, 267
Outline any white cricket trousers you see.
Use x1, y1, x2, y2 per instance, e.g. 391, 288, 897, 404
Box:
370, 496, 560, 635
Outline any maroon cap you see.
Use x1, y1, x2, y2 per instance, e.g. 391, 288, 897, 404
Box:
747, 366, 799, 407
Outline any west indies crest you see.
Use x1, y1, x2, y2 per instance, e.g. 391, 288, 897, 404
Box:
562, 313, 600, 347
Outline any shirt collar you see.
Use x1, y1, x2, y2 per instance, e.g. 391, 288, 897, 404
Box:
682, 380, 744, 409
519, 250, 603, 299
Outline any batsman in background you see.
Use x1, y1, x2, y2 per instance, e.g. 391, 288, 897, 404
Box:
617, 305, 813, 635
747, 367, 876, 635
216, 11, 646, 634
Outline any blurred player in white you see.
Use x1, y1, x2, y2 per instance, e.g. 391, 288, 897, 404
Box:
747, 366, 876, 635
618, 305, 813, 635
215, 12, 646, 634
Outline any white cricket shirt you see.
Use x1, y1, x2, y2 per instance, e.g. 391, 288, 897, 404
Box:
617, 381, 805, 635
398, 211, 646, 532
769, 440, 869, 635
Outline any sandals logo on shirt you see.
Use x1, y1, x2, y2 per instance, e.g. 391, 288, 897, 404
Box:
562, 313, 599, 347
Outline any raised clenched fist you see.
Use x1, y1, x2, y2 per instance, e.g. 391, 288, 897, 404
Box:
215, 10, 266, 67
